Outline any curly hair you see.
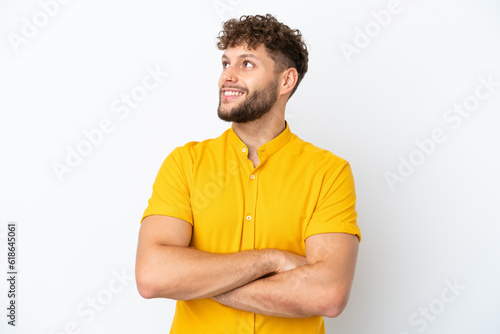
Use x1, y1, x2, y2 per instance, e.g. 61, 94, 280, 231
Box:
217, 14, 309, 98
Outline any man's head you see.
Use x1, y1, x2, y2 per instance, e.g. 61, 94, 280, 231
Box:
216, 14, 309, 123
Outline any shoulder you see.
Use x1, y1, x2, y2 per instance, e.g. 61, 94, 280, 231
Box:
287, 133, 351, 172
168, 128, 231, 161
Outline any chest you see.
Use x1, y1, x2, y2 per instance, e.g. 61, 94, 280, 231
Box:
189, 160, 322, 255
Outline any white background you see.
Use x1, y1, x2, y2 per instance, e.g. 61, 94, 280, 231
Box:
1, 0, 499, 333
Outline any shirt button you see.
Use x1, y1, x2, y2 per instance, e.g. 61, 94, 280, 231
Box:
246, 215, 251, 221
250, 175, 255, 179
242, 148, 247, 153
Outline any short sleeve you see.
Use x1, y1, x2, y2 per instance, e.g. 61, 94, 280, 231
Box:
304, 162, 361, 242
141, 146, 193, 225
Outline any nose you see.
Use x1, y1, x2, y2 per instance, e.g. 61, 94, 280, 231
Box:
222, 67, 238, 84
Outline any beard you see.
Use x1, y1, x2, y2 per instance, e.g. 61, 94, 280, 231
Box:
217, 78, 279, 123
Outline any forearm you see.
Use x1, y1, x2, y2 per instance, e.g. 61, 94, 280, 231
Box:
136, 245, 279, 301
212, 261, 346, 318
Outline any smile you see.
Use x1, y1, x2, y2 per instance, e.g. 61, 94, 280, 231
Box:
221, 89, 245, 101
224, 91, 243, 96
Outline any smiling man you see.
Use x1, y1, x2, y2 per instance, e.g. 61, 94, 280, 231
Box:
135, 14, 361, 334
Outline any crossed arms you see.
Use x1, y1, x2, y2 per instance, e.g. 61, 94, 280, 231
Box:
135, 215, 359, 318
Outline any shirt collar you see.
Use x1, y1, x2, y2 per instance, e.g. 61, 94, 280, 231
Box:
228, 121, 292, 158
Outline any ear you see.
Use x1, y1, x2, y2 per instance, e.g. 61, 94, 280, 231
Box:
279, 67, 299, 97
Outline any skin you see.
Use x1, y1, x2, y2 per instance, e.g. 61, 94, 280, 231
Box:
135, 43, 359, 318
217, 48, 280, 124
217, 44, 297, 167
135, 215, 306, 301
212, 233, 359, 318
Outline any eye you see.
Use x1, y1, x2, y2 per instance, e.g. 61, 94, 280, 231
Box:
243, 61, 254, 68
222, 61, 230, 69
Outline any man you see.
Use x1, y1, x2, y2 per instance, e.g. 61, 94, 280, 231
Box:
135, 13, 361, 333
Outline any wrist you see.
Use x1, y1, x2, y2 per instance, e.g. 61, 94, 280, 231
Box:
263, 249, 282, 275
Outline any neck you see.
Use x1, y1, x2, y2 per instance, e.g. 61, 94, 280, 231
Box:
232, 111, 286, 157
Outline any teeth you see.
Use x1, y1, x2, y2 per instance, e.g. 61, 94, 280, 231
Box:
224, 91, 243, 96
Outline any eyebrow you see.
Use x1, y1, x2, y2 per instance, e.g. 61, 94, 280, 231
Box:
221, 53, 259, 61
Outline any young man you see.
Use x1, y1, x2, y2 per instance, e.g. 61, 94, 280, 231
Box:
136, 14, 361, 333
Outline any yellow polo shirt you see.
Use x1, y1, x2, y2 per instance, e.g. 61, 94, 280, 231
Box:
142, 121, 361, 334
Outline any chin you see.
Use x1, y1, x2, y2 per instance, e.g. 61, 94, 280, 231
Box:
217, 109, 233, 122
218, 102, 238, 115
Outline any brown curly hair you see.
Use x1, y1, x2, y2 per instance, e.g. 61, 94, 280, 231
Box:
217, 14, 309, 98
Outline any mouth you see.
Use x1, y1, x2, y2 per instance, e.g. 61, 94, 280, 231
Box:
221, 89, 245, 102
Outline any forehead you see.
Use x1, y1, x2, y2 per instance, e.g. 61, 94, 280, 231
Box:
222, 43, 273, 62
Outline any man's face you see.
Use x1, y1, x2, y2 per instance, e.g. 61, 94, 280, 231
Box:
217, 44, 280, 123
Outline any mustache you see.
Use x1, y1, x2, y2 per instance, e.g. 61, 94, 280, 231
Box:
220, 84, 249, 93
